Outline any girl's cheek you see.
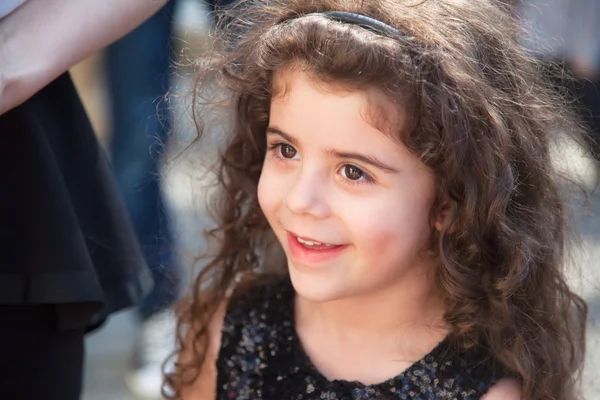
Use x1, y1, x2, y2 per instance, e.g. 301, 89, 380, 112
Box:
257, 167, 284, 216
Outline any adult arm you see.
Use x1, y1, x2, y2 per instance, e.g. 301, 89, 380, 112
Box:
0, 0, 169, 115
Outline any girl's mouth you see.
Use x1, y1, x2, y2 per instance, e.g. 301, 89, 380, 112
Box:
286, 231, 348, 265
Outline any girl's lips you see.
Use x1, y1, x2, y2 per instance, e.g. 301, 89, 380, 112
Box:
286, 231, 348, 265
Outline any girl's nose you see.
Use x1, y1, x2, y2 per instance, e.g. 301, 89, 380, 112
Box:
284, 167, 331, 219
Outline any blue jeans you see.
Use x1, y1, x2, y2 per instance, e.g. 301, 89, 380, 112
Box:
106, 2, 179, 321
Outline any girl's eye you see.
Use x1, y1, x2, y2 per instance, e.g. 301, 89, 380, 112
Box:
341, 164, 366, 181
279, 144, 297, 159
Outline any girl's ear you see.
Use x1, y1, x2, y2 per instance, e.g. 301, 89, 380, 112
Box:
433, 206, 447, 232
433, 198, 456, 233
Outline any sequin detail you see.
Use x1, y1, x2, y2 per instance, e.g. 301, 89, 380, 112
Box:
216, 279, 504, 399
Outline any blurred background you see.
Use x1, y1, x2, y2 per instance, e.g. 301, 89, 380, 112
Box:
68, 1, 600, 399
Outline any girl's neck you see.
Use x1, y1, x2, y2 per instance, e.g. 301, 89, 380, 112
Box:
293, 268, 449, 383
294, 270, 448, 343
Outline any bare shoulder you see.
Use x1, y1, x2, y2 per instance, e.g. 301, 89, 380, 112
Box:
180, 300, 228, 400
481, 378, 522, 400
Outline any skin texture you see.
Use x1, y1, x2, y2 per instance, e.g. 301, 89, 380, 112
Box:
259, 70, 440, 308
257, 70, 448, 384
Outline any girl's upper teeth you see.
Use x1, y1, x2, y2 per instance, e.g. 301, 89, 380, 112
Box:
297, 237, 330, 246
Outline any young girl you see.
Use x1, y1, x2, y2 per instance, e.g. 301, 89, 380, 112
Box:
167, 0, 588, 399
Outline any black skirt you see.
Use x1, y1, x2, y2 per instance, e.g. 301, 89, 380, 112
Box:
0, 72, 152, 331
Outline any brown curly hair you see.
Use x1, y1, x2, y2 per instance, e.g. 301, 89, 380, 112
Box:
166, 1, 588, 399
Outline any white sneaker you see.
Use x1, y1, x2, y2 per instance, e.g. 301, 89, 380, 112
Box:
125, 310, 177, 400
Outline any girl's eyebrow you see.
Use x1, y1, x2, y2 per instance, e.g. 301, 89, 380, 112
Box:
266, 126, 300, 146
266, 126, 400, 174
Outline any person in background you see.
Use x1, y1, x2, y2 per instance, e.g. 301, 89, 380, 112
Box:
105, 1, 240, 397
104, 2, 181, 398
517, 0, 600, 156
0, 1, 168, 399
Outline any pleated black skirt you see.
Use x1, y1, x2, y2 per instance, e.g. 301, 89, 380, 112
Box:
0, 72, 152, 331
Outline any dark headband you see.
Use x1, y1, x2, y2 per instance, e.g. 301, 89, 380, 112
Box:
301, 11, 406, 40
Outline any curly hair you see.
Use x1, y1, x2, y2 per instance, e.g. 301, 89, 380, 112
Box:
165, 1, 588, 399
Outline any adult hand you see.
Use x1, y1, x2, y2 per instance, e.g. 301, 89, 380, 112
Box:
0, 0, 169, 115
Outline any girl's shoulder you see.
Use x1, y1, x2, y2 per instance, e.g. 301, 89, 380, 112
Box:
221, 275, 294, 334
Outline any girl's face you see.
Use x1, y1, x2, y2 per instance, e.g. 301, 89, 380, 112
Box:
258, 70, 439, 303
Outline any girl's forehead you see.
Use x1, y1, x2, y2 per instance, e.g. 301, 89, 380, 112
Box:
270, 68, 406, 141
268, 70, 421, 167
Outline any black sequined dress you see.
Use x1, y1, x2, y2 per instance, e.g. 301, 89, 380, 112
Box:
217, 278, 505, 400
